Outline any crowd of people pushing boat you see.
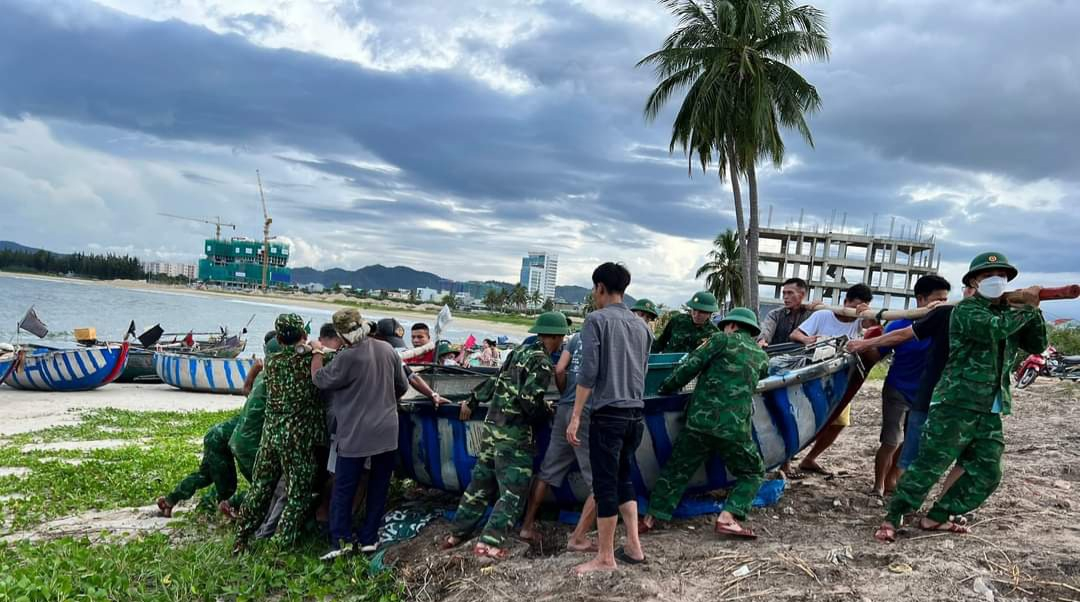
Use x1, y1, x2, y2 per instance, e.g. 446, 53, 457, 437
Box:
155, 251, 1047, 574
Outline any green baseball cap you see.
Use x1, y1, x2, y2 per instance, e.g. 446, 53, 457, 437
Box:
631, 298, 659, 318
686, 291, 720, 313
716, 307, 761, 337
963, 251, 1018, 286
529, 311, 571, 335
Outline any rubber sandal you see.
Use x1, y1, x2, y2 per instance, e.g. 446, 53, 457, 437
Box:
715, 521, 757, 539
614, 546, 646, 565
156, 497, 173, 518
918, 520, 970, 534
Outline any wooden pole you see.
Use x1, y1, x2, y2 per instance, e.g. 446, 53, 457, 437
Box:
818, 285, 1080, 321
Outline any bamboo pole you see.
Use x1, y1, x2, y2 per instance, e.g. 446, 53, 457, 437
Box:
816, 284, 1080, 321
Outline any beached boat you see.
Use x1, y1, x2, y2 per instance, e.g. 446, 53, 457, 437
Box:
79, 332, 247, 383
3, 343, 130, 392
0, 346, 19, 384
153, 351, 256, 395
397, 349, 857, 503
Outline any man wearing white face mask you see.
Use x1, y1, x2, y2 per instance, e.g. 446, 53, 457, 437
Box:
876, 252, 1046, 543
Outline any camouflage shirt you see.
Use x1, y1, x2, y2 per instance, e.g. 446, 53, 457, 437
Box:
467, 341, 553, 430
933, 296, 1047, 415
657, 330, 769, 435
652, 312, 719, 354
229, 371, 267, 470
263, 346, 327, 446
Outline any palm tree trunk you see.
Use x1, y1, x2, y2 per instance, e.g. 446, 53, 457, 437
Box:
746, 162, 761, 315
727, 145, 750, 308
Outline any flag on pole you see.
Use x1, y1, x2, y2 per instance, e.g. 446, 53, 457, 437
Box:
183, 331, 195, 347
463, 334, 477, 350
433, 305, 453, 343
124, 320, 137, 342
138, 324, 164, 347
17, 307, 48, 338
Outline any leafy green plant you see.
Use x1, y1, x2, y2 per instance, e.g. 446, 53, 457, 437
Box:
1049, 326, 1080, 356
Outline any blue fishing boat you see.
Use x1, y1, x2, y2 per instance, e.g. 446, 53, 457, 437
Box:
153, 351, 256, 395
0, 347, 19, 384
3, 343, 130, 392
398, 351, 856, 503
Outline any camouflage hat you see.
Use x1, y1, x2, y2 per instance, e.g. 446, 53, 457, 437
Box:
529, 311, 571, 335
686, 291, 720, 313
963, 251, 1018, 286
332, 308, 364, 336
716, 307, 761, 337
274, 313, 306, 340
631, 298, 659, 318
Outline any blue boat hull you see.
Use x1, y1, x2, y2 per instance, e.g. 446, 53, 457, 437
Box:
398, 355, 854, 503
153, 352, 256, 395
4, 344, 129, 392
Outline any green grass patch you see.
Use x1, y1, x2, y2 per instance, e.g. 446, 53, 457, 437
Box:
865, 361, 889, 381
0, 529, 402, 601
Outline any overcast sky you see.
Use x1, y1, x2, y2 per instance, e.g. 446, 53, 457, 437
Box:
1, 0, 1079, 317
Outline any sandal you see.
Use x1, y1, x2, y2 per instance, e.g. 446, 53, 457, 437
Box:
156, 496, 173, 518
715, 520, 757, 540
918, 519, 970, 534
615, 546, 646, 565
472, 543, 509, 560
874, 522, 897, 543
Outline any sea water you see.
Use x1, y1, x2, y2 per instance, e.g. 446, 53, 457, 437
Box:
0, 275, 517, 356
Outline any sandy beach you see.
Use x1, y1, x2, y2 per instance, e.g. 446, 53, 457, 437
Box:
0, 271, 532, 338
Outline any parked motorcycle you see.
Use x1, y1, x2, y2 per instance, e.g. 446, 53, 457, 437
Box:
1015, 345, 1080, 388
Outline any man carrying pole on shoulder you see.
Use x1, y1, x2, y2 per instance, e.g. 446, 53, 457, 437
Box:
876, 252, 1047, 542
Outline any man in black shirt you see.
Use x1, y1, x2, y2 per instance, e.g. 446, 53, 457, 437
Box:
757, 277, 814, 348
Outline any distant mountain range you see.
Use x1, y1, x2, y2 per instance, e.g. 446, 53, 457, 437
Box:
291, 264, 612, 304
0, 241, 43, 254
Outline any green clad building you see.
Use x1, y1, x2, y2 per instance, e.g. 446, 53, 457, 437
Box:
197, 238, 292, 288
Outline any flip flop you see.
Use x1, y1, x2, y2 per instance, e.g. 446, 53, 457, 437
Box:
472, 543, 509, 560
874, 523, 897, 543
918, 520, 970, 534
614, 546, 646, 565
715, 521, 757, 540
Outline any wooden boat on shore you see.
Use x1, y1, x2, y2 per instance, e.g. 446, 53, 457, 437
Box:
3, 343, 130, 392
79, 330, 247, 383
0, 346, 19, 384
153, 351, 256, 395
397, 348, 857, 503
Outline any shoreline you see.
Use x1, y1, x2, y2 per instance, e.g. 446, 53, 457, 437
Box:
0, 271, 531, 338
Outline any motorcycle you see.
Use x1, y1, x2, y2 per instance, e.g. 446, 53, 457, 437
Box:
1015, 346, 1053, 389
1016, 345, 1080, 388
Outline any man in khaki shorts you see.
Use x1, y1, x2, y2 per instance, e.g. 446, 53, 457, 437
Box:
518, 323, 597, 552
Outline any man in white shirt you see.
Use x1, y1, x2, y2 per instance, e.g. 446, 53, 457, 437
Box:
788, 283, 874, 476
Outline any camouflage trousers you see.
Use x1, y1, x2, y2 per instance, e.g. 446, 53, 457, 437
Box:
236, 432, 319, 546
649, 426, 764, 521
450, 425, 534, 547
166, 418, 239, 506
886, 404, 1004, 526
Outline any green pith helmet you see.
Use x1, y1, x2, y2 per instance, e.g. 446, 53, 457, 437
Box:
631, 298, 659, 318
529, 311, 571, 335
686, 291, 720, 313
436, 342, 455, 357
963, 251, 1018, 286
716, 307, 761, 337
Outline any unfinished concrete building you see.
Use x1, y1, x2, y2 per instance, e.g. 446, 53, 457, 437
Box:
758, 226, 941, 310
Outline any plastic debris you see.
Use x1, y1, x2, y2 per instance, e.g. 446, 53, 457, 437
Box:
732, 565, 751, 578
888, 562, 913, 574
973, 577, 995, 602
827, 546, 854, 565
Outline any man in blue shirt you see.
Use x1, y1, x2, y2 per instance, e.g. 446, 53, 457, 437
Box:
870, 275, 951, 497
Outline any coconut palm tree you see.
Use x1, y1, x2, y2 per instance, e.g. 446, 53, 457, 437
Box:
639, 0, 829, 313
695, 229, 744, 310
528, 289, 544, 310
483, 288, 500, 311
510, 285, 529, 311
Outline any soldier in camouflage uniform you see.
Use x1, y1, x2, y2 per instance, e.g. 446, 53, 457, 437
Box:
156, 414, 242, 517
876, 252, 1046, 542
652, 291, 720, 353
442, 312, 568, 560
631, 298, 659, 325
641, 307, 770, 539
234, 314, 327, 553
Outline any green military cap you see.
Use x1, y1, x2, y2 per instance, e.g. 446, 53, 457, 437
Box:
332, 308, 364, 336
631, 298, 659, 318
716, 307, 761, 337
529, 311, 571, 335
686, 291, 720, 313
274, 313, 306, 340
436, 341, 455, 357
963, 251, 1018, 286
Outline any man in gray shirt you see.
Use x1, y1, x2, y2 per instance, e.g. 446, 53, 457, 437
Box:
311, 309, 409, 559
567, 262, 652, 574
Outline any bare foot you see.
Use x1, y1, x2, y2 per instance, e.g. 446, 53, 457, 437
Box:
566, 538, 599, 553
573, 557, 618, 575
156, 496, 173, 518
874, 522, 897, 543
918, 517, 970, 534
797, 459, 832, 476
518, 528, 542, 543
218, 500, 238, 520
440, 535, 462, 550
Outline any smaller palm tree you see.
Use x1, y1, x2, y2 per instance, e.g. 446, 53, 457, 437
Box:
695, 229, 744, 310
510, 285, 528, 311
528, 290, 543, 309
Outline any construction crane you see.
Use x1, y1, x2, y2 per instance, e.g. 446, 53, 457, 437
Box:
256, 170, 274, 291
158, 213, 236, 240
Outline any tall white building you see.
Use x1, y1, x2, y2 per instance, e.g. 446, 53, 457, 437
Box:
143, 261, 197, 280
519, 250, 559, 301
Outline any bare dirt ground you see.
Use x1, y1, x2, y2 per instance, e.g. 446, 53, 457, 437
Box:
386, 380, 1080, 602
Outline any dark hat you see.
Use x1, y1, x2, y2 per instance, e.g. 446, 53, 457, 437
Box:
963, 251, 1018, 286
375, 318, 406, 348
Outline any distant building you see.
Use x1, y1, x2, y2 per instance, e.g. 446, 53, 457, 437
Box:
143, 261, 198, 280
758, 225, 940, 310
198, 238, 291, 289
519, 250, 558, 301
301, 282, 325, 293
415, 287, 439, 302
